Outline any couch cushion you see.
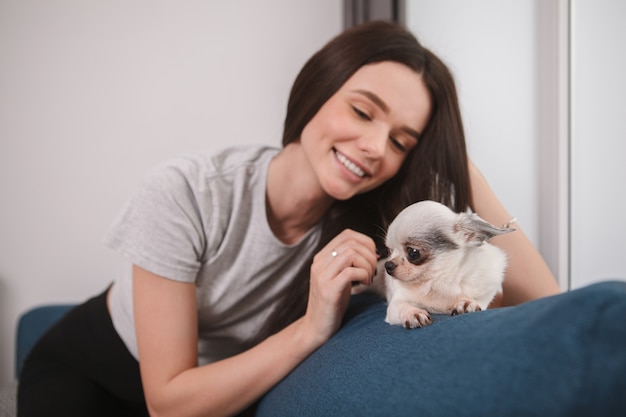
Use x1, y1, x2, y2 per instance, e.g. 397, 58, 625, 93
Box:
256, 282, 626, 416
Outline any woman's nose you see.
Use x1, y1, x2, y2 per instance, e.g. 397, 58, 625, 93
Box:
358, 127, 387, 158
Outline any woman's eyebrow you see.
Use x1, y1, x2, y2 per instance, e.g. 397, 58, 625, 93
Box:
353, 89, 389, 113
353, 89, 421, 141
403, 126, 421, 142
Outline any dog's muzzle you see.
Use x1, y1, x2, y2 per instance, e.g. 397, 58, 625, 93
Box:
384, 261, 396, 274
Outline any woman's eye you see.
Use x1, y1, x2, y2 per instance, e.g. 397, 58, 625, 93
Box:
389, 136, 407, 152
352, 106, 372, 121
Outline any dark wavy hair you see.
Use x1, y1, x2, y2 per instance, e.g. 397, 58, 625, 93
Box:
255, 20, 471, 342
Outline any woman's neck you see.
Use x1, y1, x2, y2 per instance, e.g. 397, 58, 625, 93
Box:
266, 143, 334, 245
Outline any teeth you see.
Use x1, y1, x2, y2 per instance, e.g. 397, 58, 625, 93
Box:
335, 151, 365, 177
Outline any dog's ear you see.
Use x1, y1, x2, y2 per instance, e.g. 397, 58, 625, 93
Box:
454, 212, 515, 246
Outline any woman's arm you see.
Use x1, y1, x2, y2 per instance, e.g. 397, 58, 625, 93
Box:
133, 229, 377, 417
134, 267, 317, 417
468, 160, 561, 306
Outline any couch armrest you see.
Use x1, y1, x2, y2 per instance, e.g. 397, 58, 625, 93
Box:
16, 305, 75, 378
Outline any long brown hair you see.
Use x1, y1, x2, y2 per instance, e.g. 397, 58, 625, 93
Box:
255, 21, 471, 342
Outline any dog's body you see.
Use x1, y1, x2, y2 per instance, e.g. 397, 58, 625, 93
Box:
362, 200, 514, 328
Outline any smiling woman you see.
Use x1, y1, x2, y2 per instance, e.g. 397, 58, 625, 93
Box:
297, 61, 430, 199
16, 21, 593, 417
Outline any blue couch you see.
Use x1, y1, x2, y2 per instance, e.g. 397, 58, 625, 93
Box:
15, 305, 75, 378
0, 304, 74, 417
4, 281, 626, 416
256, 282, 626, 416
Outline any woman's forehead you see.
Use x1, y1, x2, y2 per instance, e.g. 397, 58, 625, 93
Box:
341, 62, 431, 133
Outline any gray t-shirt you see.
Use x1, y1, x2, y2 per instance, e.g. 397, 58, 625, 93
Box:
104, 146, 322, 364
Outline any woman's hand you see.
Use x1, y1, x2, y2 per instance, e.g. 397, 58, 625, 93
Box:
302, 229, 377, 346
133, 258, 376, 417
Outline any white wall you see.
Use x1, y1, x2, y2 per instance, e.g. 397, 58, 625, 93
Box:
407, 0, 626, 289
570, 0, 626, 288
0, 0, 342, 388
406, 2, 541, 252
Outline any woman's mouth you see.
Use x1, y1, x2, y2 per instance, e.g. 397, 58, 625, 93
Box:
334, 149, 366, 178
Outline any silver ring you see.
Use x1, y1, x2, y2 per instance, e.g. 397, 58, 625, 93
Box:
331, 250, 338, 258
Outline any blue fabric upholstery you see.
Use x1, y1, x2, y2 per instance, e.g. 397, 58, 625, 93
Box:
13, 282, 626, 415
256, 281, 626, 417
15, 305, 75, 378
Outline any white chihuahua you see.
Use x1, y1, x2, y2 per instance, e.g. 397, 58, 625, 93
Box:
362, 200, 514, 328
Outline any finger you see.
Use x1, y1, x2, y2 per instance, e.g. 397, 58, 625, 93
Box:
325, 246, 377, 285
315, 251, 373, 281
310, 230, 378, 291
332, 229, 377, 253
324, 243, 375, 268
334, 265, 373, 287
325, 231, 377, 265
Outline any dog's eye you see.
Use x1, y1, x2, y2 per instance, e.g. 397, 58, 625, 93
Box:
407, 247, 421, 261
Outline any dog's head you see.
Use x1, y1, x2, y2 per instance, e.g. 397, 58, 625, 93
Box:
383, 200, 514, 282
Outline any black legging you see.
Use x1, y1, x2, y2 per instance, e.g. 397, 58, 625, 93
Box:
17, 287, 149, 417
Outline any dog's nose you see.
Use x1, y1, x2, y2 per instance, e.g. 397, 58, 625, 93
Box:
384, 261, 396, 274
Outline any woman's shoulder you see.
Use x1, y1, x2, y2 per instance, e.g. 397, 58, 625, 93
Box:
140, 145, 280, 190
209, 145, 281, 171
155, 145, 279, 180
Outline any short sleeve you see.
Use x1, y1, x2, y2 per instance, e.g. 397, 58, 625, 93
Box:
103, 160, 208, 282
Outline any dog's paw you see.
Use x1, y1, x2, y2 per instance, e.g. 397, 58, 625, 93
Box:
386, 301, 433, 328
401, 308, 433, 328
451, 298, 482, 316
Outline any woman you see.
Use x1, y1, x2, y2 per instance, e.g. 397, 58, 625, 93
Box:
18, 21, 561, 416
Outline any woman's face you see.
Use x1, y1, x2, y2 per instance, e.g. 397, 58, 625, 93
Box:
300, 61, 432, 200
